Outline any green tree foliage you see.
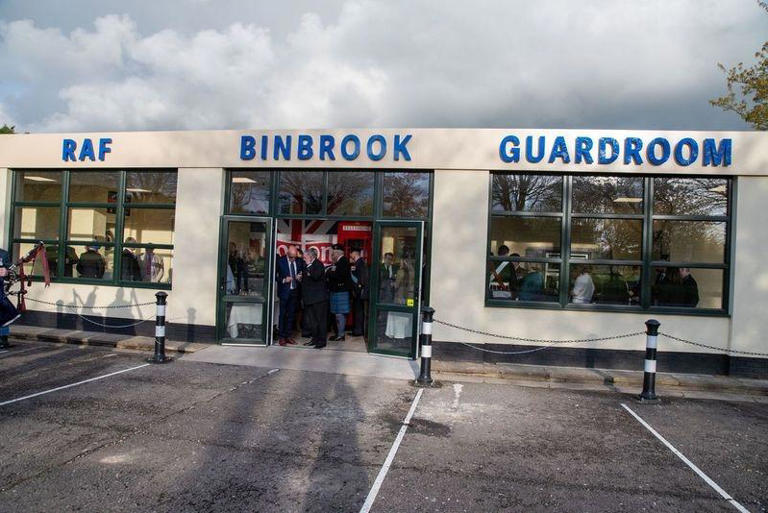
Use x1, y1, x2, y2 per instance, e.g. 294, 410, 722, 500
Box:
0, 124, 15, 134
710, 1, 768, 130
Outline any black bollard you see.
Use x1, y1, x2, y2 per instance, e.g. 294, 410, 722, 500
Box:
416, 306, 435, 386
147, 291, 172, 364
0, 328, 9, 349
638, 319, 660, 402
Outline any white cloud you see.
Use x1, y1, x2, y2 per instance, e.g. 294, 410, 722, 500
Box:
0, 0, 765, 132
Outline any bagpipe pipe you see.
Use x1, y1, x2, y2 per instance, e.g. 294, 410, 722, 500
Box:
1, 241, 51, 327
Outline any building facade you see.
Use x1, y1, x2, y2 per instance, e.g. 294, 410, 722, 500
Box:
1, 129, 766, 377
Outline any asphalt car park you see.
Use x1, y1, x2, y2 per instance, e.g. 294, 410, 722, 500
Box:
0, 341, 766, 512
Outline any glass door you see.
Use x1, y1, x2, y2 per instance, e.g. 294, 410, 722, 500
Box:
368, 221, 424, 358
217, 216, 274, 345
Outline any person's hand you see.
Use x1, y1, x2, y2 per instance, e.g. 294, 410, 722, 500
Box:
0, 268, 8, 278
284, 276, 292, 283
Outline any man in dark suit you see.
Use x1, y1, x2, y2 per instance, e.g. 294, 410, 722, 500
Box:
350, 248, 369, 338
275, 245, 305, 346
301, 247, 328, 349
379, 252, 397, 303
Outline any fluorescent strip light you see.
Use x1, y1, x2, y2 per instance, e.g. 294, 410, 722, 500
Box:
126, 188, 151, 193
232, 177, 257, 184
708, 185, 727, 193
24, 176, 56, 182
613, 197, 642, 203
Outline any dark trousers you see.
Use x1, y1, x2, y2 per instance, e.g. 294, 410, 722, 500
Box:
278, 290, 299, 339
305, 300, 328, 344
352, 296, 368, 337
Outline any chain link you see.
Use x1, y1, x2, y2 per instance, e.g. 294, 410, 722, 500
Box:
74, 313, 152, 329
433, 318, 644, 345
659, 332, 768, 358
25, 297, 157, 309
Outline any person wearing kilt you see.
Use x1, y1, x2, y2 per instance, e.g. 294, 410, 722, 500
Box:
326, 244, 353, 342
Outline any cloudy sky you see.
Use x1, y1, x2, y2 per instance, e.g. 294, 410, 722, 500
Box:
0, 0, 766, 133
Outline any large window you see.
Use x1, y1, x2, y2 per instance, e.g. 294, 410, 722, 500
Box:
487, 173, 732, 313
10, 169, 177, 288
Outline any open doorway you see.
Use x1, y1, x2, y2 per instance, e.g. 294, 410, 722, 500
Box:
274, 219, 373, 352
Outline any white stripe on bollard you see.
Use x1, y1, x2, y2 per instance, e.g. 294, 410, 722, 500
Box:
646, 334, 657, 349
155, 325, 165, 337
644, 359, 657, 373
421, 345, 432, 358
156, 304, 166, 316
422, 321, 432, 335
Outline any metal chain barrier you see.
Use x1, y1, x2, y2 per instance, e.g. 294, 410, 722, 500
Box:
433, 317, 645, 355
659, 332, 768, 358
25, 297, 157, 309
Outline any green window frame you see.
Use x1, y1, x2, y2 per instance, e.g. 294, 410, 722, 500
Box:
9, 169, 177, 289
486, 172, 733, 316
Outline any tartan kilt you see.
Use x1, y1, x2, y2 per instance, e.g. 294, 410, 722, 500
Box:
329, 291, 350, 314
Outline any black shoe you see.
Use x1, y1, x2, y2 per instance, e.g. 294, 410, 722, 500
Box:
331, 335, 345, 342
351, 332, 363, 337
314, 343, 326, 349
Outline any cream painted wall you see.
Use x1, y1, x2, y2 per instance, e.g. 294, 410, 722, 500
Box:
730, 176, 768, 355
0, 168, 10, 248
168, 168, 224, 328
429, 169, 732, 355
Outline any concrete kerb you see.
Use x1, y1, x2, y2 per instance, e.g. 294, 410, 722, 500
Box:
433, 360, 768, 396
9, 325, 208, 355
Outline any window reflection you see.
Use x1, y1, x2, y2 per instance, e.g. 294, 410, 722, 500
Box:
382, 172, 430, 218
572, 176, 643, 214
126, 171, 177, 203
492, 174, 562, 212
489, 217, 561, 258
229, 171, 271, 214
14, 171, 62, 202
67, 207, 114, 242
68, 172, 119, 203
327, 171, 374, 216
14, 206, 60, 240
278, 171, 323, 215
571, 218, 642, 260
652, 220, 725, 263
653, 178, 728, 216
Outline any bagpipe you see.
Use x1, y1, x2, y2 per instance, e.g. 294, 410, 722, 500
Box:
1, 241, 51, 326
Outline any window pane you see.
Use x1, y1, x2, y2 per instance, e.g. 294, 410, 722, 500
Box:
278, 171, 323, 215
125, 171, 177, 204
121, 246, 172, 285
382, 172, 430, 218
571, 218, 642, 260
568, 264, 641, 306
653, 178, 728, 216
229, 171, 271, 215
68, 171, 119, 203
14, 171, 62, 202
487, 259, 524, 300
652, 267, 723, 309
14, 206, 60, 240
123, 208, 175, 245
489, 217, 561, 259
327, 171, 374, 216
652, 220, 725, 263
375, 310, 413, 355
517, 262, 560, 302
491, 174, 562, 213
41, 244, 81, 278
378, 225, 419, 304
572, 176, 643, 214
67, 207, 115, 242
71, 243, 115, 280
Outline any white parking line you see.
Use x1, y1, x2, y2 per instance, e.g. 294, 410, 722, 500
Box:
0, 363, 150, 407
359, 388, 424, 513
621, 403, 751, 513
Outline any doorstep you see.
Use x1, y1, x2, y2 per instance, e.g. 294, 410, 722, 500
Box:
433, 360, 768, 396
9, 325, 209, 354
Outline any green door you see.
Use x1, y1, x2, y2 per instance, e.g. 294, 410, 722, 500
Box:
368, 221, 424, 358
217, 216, 274, 345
